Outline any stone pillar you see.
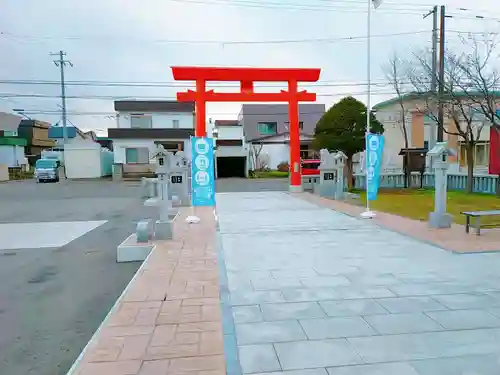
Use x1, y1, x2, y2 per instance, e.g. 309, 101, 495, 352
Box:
334, 151, 347, 200
167, 151, 191, 206
319, 149, 337, 199
112, 163, 123, 182
153, 146, 177, 240
428, 143, 455, 229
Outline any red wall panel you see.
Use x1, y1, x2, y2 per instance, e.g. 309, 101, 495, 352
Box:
489, 127, 500, 174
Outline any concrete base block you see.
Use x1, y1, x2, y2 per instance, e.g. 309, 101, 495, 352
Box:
172, 195, 191, 207
144, 198, 159, 207
429, 211, 453, 229
167, 209, 179, 220
289, 185, 303, 193
155, 220, 174, 240
117, 234, 154, 263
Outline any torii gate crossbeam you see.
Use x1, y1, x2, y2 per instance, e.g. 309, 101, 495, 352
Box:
171, 66, 321, 192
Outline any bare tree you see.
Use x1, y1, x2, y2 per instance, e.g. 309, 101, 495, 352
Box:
249, 142, 264, 171
451, 33, 500, 128
451, 33, 500, 194
383, 52, 412, 188
407, 47, 487, 193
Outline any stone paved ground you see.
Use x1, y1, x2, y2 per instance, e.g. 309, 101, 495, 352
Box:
71, 206, 225, 375
299, 193, 500, 253
216, 191, 500, 375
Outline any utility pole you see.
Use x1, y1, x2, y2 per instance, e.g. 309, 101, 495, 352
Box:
50, 50, 73, 146
437, 5, 446, 142
423, 6, 439, 152
423, 6, 439, 92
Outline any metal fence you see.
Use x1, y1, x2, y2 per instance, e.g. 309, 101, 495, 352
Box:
353, 172, 499, 195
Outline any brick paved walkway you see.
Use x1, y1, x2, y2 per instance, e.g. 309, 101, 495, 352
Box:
71, 207, 225, 375
298, 192, 500, 253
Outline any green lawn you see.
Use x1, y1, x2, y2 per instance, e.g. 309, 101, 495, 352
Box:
253, 171, 289, 179
358, 189, 500, 225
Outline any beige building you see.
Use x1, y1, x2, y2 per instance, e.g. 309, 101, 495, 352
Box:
372, 93, 496, 174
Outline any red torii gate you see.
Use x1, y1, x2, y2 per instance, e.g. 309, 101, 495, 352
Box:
171, 66, 321, 192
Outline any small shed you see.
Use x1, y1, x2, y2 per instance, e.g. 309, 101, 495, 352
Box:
399, 147, 428, 188
64, 142, 113, 179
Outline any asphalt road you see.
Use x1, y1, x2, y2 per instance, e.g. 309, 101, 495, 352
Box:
0, 180, 157, 375
215, 177, 288, 192
0, 177, 286, 375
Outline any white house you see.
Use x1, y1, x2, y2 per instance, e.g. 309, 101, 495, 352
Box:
0, 112, 27, 168
249, 132, 317, 171
109, 101, 195, 177
373, 93, 498, 174
211, 120, 249, 178
46, 125, 112, 179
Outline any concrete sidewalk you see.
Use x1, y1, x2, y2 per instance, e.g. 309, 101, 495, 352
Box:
216, 191, 500, 375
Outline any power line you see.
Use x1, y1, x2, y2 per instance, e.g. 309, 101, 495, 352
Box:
0, 78, 430, 88
0, 30, 432, 45
5, 90, 402, 115
0, 89, 397, 100
167, 0, 432, 13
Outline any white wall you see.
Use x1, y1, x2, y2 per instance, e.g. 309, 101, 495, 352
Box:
0, 145, 26, 167
216, 145, 249, 158
117, 112, 194, 129
112, 138, 192, 164
64, 147, 102, 179
253, 143, 289, 170
375, 105, 412, 172
217, 126, 244, 140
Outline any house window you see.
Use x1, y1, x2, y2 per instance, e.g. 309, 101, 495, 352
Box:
459, 142, 490, 167
155, 142, 183, 153
424, 141, 429, 150
258, 122, 277, 135
285, 121, 304, 130
125, 147, 149, 164
130, 114, 152, 129
300, 144, 311, 159
172, 119, 179, 129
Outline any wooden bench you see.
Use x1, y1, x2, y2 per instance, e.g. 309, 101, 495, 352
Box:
461, 210, 500, 235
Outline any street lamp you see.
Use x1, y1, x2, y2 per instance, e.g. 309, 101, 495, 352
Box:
13, 108, 32, 121
360, 0, 383, 219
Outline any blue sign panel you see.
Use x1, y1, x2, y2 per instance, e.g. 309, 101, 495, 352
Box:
48, 126, 77, 139
366, 133, 385, 201
191, 137, 216, 207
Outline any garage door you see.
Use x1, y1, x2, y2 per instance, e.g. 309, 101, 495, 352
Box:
217, 157, 246, 178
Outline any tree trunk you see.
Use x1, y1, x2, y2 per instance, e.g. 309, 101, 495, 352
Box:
466, 143, 475, 194
346, 155, 354, 191
403, 153, 410, 189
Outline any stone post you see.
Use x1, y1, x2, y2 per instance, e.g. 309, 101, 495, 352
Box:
152, 145, 177, 240
112, 163, 123, 182
333, 151, 347, 200
167, 151, 191, 206
427, 142, 455, 229
319, 149, 337, 199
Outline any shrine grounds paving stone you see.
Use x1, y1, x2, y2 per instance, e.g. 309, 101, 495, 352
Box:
374, 296, 448, 313
215, 191, 500, 374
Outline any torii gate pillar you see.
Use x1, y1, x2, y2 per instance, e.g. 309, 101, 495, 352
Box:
172, 66, 321, 192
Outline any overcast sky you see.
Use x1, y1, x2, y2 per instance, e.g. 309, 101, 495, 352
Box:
1, 0, 498, 134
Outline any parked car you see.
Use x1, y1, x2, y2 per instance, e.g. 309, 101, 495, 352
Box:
301, 159, 321, 175
35, 158, 60, 183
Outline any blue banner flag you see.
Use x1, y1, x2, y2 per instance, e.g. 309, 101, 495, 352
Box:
191, 137, 216, 207
366, 133, 385, 201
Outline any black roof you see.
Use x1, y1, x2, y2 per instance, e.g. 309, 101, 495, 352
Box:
114, 100, 195, 113
107, 128, 194, 139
